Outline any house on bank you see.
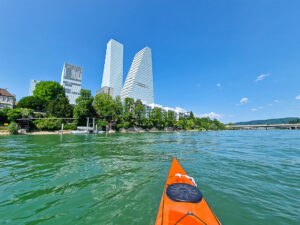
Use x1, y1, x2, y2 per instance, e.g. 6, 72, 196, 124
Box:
0, 88, 16, 109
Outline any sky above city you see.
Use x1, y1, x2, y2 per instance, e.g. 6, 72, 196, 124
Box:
1, 0, 300, 123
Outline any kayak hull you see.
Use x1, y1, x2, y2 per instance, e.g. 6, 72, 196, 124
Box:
155, 158, 221, 225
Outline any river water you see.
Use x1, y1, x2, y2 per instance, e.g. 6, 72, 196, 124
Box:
0, 130, 299, 225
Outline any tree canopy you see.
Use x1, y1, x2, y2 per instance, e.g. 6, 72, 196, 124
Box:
46, 96, 73, 118
7, 108, 34, 122
93, 93, 117, 121
73, 89, 96, 125
17, 96, 46, 111
33, 81, 65, 101
3, 85, 226, 132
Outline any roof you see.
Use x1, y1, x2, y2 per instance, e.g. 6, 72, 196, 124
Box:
0, 88, 15, 98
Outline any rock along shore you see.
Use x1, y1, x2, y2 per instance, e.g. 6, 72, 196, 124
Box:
0, 127, 209, 136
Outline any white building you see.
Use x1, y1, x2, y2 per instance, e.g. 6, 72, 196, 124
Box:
101, 39, 123, 98
29, 80, 40, 96
143, 103, 190, 120
121, 47, 154, 104
96, 86, 114, 97
60, 63, 82, 105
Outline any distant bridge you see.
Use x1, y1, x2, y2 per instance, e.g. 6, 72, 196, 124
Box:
230, 123, 300, 130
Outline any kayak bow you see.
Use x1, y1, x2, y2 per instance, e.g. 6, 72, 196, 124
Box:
155, 158, 221, 225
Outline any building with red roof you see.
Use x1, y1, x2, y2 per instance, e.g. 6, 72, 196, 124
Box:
0, 88, 16, 109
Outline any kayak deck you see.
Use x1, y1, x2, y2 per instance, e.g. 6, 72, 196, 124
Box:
155, 158, 221, 225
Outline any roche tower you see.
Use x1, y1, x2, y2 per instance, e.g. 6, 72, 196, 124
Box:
121, 47, 154, 104
101, 39, 123, 98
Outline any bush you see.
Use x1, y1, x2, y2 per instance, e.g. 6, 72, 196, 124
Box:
33, 119, 62, 131
34, 113, 44, 118
7, 108, 34, 122
63, 124, 77, 130
97, 120, 108, 130
7, 122, 19, 135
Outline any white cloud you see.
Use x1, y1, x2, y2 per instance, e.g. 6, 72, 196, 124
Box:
216, 83, 221, 88
198, 112, 224, 120
268, 104, 273, 106
259, 106, 264, 109
296, 95, 300, 100
274, 100, 280, 103
195, 83, 201, 88
240, 97, 248, 104
255, 73, 270, 82
251, 108, 257, 111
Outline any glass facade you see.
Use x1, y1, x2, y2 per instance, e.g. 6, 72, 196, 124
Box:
121, 47, 154, 104
101, 39, 123, 98
60, 63, 82, 105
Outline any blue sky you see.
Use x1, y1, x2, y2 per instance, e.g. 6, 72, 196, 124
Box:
1, 0, 300, 123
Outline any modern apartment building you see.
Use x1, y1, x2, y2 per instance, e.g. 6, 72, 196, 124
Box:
121, 47, 154, 104
144, 103, 190, 120
29, 80, 40, 96
0, 88, 16, 109
60, 63, 82, 105
101, 39, 123, 98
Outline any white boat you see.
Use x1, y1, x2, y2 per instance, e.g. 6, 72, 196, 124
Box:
70, 130, 89, 135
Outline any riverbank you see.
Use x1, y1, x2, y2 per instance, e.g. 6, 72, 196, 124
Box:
0, 130, 72, 136
0, 127, 212, 136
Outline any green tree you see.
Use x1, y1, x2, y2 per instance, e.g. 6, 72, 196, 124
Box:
33, 118, 62, 130
97, 120, 108, 130
213, 119, 225, 130
134, 99, 146, 126
150, 108, 164, 129
289, 119, 300, 124
33, 81, 65, 101
189, 111, 195, 119
46, 96, 73, 118
122, 97, 135, 125
7, 122, 19, 134
176, 119, 186, 130
186, 119, 195, 130
113, 96, 123, 125
93, 93, 116, 121
73, 89, 95, 125
198, 117, 211, 130
17, 96, 46, 111
164, 111, 176, 127
7, 108, 34, 122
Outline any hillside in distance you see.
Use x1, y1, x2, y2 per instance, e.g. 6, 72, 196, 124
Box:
235, 117, 300, 125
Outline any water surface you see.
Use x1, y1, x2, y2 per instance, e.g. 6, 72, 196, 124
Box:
0, 130, 299, 224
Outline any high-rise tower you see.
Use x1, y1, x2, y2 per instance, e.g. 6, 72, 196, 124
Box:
121, 47, 154, 104
101, 39, 123, 98
29, 80, 40, 96
60, 63, 82, 105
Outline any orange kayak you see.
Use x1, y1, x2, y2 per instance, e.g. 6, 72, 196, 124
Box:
155, 158, 221, 225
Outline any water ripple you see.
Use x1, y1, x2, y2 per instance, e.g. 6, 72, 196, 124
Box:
0, 131, 299, 224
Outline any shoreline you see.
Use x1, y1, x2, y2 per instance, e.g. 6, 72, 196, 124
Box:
0, 128, 293, 136
0, 129, 213, 136
0, 130, 72, 136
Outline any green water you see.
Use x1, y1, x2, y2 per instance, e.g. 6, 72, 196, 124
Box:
0, 131, 299, 225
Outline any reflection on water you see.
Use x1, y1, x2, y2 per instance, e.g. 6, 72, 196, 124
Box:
0, 131, 299, 224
